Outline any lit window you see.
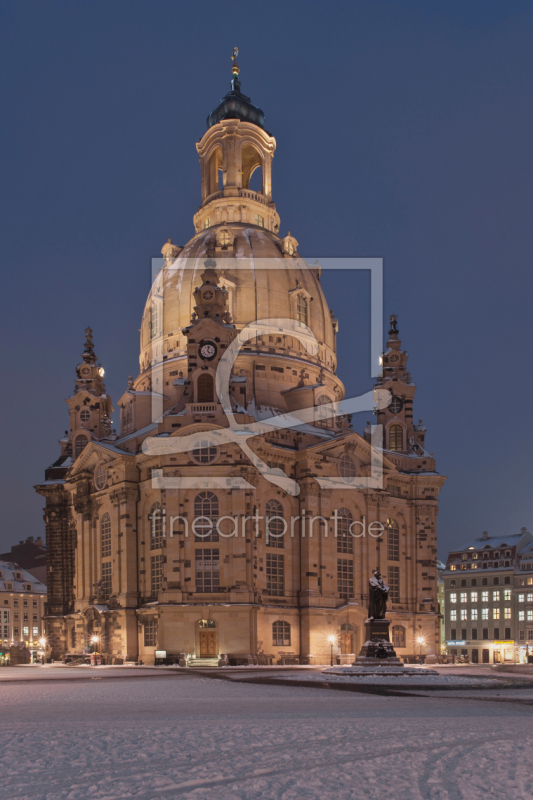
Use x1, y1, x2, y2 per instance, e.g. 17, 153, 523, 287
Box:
518, 594, 525, 603
527, 610, 533, 621
460, 593, 467, 603
255, 214, 264, 228
389, 425, 403, 451
272, 620, 290, 646
504, 589, 512, 601
504, 608, 511, 619
493, 608, 500, 619
204, 217, 211, 229
527, 593, 533, 602
472, 553, 478, 560
217, 228, 232, 247
481, 608, 488, 620
450, 593, 457, 604
450, 609, 457, 621
470, 591, 478, 602
460, 609, 467, 620
519, 610, 525, 621
482, 591, 489, 602
461, 554, 468, 561
471, 609, 478, 620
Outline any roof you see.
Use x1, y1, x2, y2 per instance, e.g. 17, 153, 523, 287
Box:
0, 561, 46, 593
454, 532, 526, 552
207, 85, 265, 130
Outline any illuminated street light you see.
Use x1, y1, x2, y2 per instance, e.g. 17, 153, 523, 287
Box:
38, 637, 46, 649
328, 635, 336, 667
417, 636, 425, 662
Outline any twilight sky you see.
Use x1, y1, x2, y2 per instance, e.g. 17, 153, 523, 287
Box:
0, 1, 531, 558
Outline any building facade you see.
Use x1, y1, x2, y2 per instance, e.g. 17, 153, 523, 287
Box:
443, 528, 533, 663
0, 561, 46, 663
0, 536, 47, 585
36, 60, 445, 666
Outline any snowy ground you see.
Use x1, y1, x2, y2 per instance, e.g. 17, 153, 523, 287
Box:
1, 666, 532, 800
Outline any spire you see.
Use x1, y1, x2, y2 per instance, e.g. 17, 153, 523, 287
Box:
388, 314, 399, 337
82, 327, 97, 365
75, 328, 106, 395
231, 46, 241, 93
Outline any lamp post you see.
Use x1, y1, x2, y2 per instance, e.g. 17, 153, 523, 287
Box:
328, 635, 335, 667
90, 635, 99, 665
38, 637, 46, 665
417, 636, 425, 663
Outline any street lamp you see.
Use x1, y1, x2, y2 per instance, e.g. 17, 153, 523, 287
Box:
90, 635, 99, 664
328, 635, 336, 667
417, 636, 425, 662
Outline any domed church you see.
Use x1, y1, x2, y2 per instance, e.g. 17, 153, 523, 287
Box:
36, 53, 445, 665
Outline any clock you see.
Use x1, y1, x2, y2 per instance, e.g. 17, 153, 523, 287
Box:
389, 396, 403, 414
199, 341, 217, 361
389, 353, 400, 364
201, 288, 214, 301
80, 366, 91, 377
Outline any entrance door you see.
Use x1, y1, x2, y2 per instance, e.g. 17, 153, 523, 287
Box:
340, 633, 353, 654
472, 649, 479, 664
199, 630, 217, 657
482, 649, 490, 663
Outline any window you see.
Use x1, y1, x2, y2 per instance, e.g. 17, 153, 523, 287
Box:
296, 294, 308, 326
149, 503, 163, 549
339, 454, 356, 481
471, 628, 478, 640
450, 609, 457, 621
519, 610, 525, 621
80, 409, 91, 423
460, 593, 467, 603
255, 214, 264, 228
74, 435, 88, 458
32, 626, 38, 638
450, 593, 457, 604
470, 591, 478, 602
450, 628, 457, 639
122, 404, 132, 433
461, 554, 468, 561
204, 217, 211, 229
389, 425, 403, 451
493, 608, 500, 619
191, 438, 218, 465
101, 561, 112, 595
518, 594, 525, 603
388, 566, 400, 603
266, 499, 285, 548
528, 630, 533, 640
144, 617, 157, 647
195, 549, 220, 593
101, 513, 111, 558
217, 228, 232, 247
267, 554, 285, 596
196, 373, 214, 403
337, 508, 354, 554
482, 608, 488, 619
392, 625, 406, 648
94, 464, 107, 490
337, 559, 353, 597
528, 593, 533, 602
520, 630, 525, 640
272, 620, 290, 646
493, 628, 500, 639
315, 394, 334, 429
493, 591, 500, 602
504, 608, 511, 619
528, 610, 533, 622
460, 609, 467, 620
150, 555, 163, 595
504, 589, 512, 601
23, 626, 29, 638
471, 609, 478, 620
450, 580, 456, 587
193, 492, 219, 541
32, 599, 37, 608
149, 298, 161, 339
387, 518, 399, 561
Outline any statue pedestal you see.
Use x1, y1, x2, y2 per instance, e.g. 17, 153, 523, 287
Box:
353, 619, 402, 666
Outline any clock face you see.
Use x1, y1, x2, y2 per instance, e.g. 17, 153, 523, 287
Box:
389, 396, 403, 414
389, 353, 400, 364
80, 366, 91, 377
199, 341, 216, 360
202, 288, 214, 301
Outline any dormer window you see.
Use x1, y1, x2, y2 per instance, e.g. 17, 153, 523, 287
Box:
296, 294, 308, 326
255, 214, 264, 228
204, 217, 211, 229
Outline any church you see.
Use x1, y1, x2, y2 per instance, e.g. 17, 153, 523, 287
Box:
36, 54, 445, 665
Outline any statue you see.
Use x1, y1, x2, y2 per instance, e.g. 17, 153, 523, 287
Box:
367, 570, 389, 620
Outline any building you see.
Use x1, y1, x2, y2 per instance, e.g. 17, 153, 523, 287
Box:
35, 57, 445, 666
515, 534, 533, 663
443, 528, 533, 664
0, 536, 47, 585
0, 561, 47, 663
436, 559, 446, 654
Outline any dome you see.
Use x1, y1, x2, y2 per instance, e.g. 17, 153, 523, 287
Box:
207, 87, 265, 131
137, 225, 343, 414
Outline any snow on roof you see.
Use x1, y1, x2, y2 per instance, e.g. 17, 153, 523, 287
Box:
115, 422, 158, 443
0, 561, 46, 593
457, 532, 525, 551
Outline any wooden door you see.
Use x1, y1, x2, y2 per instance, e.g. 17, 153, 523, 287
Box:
199, 630, 217, 657
340, 633, 353, 654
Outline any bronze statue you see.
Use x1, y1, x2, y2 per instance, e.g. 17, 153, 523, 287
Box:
367, 570, 389, 620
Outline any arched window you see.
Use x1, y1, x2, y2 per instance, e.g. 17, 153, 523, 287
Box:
208, 146, 222, 196
272, 620, 290, 646
337, 507, 354, 554
339, 454, 356, 482
296, 294, 308, 326
197, 373, 214, 403
122, 404, 132, 433
149, 503, 163, 550
194, 491, 219, 541
74, 435, 88, 458
241, 144, 262, 191
315, 394, 334, 429
266, 499, 285, 548
101, 513, 111, 558
149, 298, 161, 340
387, 518, 399, 561
190, 438, 218, 465
389, 424, 403, 451
392, 625, 406, 648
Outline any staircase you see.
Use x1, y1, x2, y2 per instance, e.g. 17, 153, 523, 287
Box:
188, 657, 220, 668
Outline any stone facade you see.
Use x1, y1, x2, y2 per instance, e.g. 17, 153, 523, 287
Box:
35, 65, 444, 666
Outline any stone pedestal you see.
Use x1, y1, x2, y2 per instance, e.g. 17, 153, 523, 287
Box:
353, 619, 402, 666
